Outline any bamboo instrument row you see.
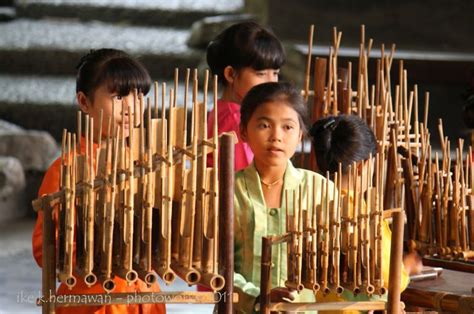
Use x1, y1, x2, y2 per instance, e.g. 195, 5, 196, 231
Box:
406, 120, 474, 261
302, 24, 473, 264
285, 155, 387, 297
45, 68, 226, 293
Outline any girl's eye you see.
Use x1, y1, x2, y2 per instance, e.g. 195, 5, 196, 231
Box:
258, 123, 270, 129
113, 95, 123, 101
284, 125, 294, 131
256, 71, 266, 77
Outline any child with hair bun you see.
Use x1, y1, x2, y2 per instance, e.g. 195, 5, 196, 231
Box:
206, 21, 285, 171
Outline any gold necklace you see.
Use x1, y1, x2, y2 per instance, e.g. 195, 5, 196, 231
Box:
260, 177, 283, 189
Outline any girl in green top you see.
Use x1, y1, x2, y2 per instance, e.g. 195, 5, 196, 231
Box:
233, 82, 336, 313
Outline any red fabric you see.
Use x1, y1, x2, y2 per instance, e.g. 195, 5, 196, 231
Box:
207, 99, 253, 171
32, 139, 166, 314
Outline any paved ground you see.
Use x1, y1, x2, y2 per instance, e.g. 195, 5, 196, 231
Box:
0, 218, 213, 314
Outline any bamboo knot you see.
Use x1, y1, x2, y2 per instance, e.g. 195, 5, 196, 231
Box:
182, 189, 195, 196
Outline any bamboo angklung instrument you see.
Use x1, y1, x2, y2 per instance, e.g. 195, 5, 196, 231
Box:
117, 100, 138, 285
172, 69, 201, 285
58, 131, 77, 289
153, 87, 176, 285
199, 75, 225, 291
33, 68, 240, 313
193, 70, 209, 270
320, 172, 331, 294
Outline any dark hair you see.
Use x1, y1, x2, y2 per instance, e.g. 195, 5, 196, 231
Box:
240, 82, 308, 133
206, 21, 285, 85
76, 48, 151, 101
309, 115, 377, 174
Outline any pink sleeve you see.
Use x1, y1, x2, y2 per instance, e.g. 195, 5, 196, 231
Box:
207, 106, 253, 171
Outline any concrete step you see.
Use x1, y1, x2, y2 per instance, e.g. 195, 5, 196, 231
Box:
0, 74, 214, 141
0, 19, 205, 78
286, 43, 474, 86
15, 0, 243, 28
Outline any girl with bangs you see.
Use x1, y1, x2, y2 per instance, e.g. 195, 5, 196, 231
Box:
234, 82, 336, 313
32, 48, 166, 314
206, 21, 285, 171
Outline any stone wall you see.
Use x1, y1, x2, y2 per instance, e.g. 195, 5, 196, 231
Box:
246, 0, 474, 52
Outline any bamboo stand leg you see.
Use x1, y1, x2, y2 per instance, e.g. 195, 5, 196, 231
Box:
387, 211, 404, 313
42, 196, 56, 314
218, 134, 234, 314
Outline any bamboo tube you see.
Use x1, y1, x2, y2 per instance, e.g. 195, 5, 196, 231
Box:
118, 101, 138, 285
401, 147, 417, 241
303, 24, 314, 102
375, 154, 386, 295
193, 70, 209, 269
285, 190, 296, 288
57, 129, 67, 276
386, 211, 404, 314
423, 91, 430, 129
155, 88, 176, 285
138, 98, 158, 287
320, 172, 331, 295
83, 116, 97, 286
325, 48, 334, 116
351, 163, 360, 295
341, 164, 351, 285
200, 75, 224, 290
333, 168, 343, 295
96, 116, 111, 275
298, 186, 304, 289
101, 128, 119, 292
312, 177, 320, 292
434, 152, 444, 255
94, 109, 104, 178
134, 94, 146, 275
173, 68, 201, 285
154, 81, 159, 118
346, 62, 353, 115
363, 156, 374, 295
58, 132, 77, 289
74, 116, 89, 270
469, 147, 474, 250
77, 111, 82, 152
312, 57, 327, 120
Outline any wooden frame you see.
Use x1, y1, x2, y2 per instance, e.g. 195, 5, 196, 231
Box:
259, 211, 405, 313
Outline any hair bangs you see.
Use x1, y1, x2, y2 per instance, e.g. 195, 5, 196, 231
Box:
248, 36, 285, 70
102, 57, 151, 96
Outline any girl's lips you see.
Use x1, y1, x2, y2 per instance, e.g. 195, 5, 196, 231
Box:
267, 147, 284, 155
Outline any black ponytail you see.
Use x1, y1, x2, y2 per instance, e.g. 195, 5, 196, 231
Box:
309, 115, 377, 174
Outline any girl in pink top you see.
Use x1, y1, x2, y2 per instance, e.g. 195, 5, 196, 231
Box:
206, 21, 285, 171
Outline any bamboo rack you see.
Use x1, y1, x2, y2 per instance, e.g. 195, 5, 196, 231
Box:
260, 157, 405, 312
33, 69, 237, 314
300, 24, 473, 269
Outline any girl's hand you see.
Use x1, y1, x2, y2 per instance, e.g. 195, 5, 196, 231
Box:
270, 287, 297, 302
403, 252, 423, 275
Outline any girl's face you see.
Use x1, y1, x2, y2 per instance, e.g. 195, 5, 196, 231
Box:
77, 85, 137, 140
224, 66, 279, 103
241, 100, 302, 169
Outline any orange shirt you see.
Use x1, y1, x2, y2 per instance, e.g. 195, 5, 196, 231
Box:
32, 140, 166, 314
